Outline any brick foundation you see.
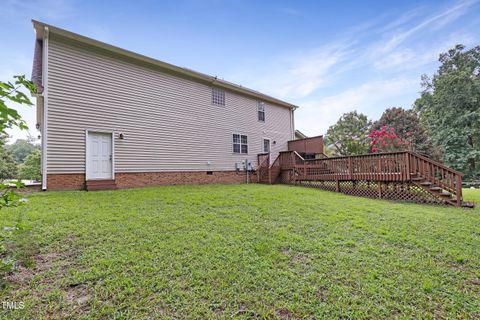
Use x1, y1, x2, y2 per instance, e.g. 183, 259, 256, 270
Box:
47, 171, 252, 191
47, 174, 86, 191
115, 171, 249, 188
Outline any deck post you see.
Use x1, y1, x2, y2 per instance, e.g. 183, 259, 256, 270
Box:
291, 152, 296, 185
348, 156, 353, 180
405, 152, 410, 181
335, 179, 340, 192
304, 160, 306, 180
378, 182, 383, 199
456, 175, 462, 207
268, 167, 272, 184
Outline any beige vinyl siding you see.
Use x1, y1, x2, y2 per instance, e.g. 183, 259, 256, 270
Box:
46, 34, 293, 174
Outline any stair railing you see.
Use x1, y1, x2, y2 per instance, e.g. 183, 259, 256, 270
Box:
407, 152, 463, 206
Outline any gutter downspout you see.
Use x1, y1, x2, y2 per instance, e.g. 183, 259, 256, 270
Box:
41, 26, 49, 191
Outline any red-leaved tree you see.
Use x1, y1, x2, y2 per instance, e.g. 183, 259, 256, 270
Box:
369, 125, 411, 153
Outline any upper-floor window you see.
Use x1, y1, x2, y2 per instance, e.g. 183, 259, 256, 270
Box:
212, 88, 225, 106
233, 134, 248, 154
257, 101, 265, 122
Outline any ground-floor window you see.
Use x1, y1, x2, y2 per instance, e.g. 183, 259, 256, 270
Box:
233, 134, 248, 154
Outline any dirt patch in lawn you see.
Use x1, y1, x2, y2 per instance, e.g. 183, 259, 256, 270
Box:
66, 283, 90, 311
4, 234, 91, 314
277, 308, 294, 319
6, 251, 70, 285
7, 234, 79, 286
6, 236, 85, 294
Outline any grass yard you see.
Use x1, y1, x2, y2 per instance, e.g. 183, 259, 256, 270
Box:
0, 185, 479, 319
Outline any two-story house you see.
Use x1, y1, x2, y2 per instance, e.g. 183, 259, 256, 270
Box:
31, 20, 298, 190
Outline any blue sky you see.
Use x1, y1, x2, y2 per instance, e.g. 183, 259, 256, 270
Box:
2, 0, 480, 141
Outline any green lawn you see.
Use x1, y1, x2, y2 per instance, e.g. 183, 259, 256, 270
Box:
1, 185, 479, 319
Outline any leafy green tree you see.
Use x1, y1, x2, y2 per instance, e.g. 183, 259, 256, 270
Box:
0, 75, 36, 209
0, 75, 36, 139
371, 107, 441, 158
324, 111, 372, 156
415, 45, 480, 177
7, 138, 40, 163
0, 144, 17, 180
19, 149, 41, 181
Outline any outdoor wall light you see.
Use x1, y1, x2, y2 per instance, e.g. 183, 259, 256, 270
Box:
35, 123, 40, 130
273, 140, 277, 145
119, 133, 125, 140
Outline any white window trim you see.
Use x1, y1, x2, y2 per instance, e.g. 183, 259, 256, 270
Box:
85, 130, 115, 181
232, 133, 248, 154
257, 101, 265, 122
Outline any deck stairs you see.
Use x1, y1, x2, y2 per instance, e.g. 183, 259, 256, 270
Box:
257, 151, 474, 208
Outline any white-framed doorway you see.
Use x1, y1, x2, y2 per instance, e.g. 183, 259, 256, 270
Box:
86, 130, 114, 180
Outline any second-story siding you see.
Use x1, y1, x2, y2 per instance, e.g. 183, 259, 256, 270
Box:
46, 33, 294, 174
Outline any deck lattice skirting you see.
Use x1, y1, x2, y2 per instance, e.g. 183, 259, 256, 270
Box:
257, 151, 474, 208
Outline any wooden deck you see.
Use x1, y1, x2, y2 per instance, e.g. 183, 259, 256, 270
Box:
257, 151, 473, 208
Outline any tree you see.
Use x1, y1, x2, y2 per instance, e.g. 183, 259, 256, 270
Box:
371, 107, 441, 158
369, 125, 411, 153
6, 138, 40, 163
324, 111, 372, 156
415, 45, 480, 177
0, 75, 36, 139
0, 144, 17, 180
19, 149, 41, 181
0, 75, 36, 209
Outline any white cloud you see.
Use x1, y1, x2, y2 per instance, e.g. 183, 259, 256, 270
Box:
294, 78, 419, 136
272, 44, 350, 99
376, 0, 479, 54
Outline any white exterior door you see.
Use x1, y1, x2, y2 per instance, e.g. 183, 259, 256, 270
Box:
87, 132, 113, 180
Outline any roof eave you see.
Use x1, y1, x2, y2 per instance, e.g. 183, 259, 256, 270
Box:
31, 20, 299, 110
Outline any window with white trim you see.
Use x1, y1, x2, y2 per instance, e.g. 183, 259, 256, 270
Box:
212, 88, 225, 106
263, 139, 270, 153
233, 134, 248, 154
257, 101, 265, 122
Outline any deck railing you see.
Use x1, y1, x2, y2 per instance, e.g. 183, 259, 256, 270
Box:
272, 150, 464, 206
